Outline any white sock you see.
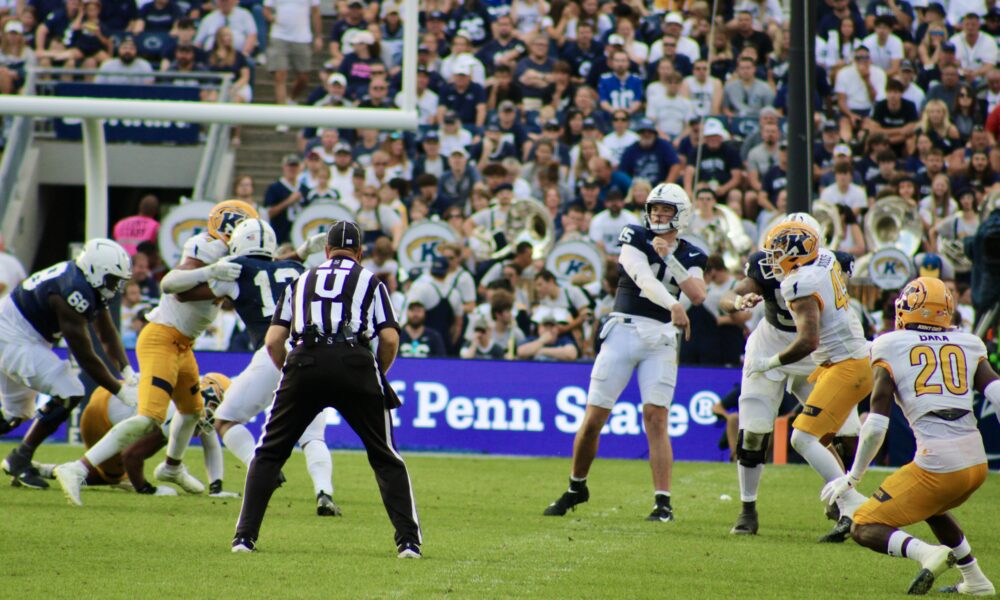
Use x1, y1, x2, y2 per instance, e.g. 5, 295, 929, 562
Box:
165, 413, 199, 462
302, 440, 333, 497
84, 416, 157, 466
952, 537, 972, 562
958, 559, 991, 585
222, 424, 257, 465
837, 489, 868, 518
738, 464, 764, 502
888, 531, 933, 563
791, 430, 846, 482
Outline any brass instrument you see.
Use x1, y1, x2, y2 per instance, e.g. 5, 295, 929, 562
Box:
699, 204, 753, 272
472, 198, 555, 261
812, 201, 844, 251
863, 196, 922, 256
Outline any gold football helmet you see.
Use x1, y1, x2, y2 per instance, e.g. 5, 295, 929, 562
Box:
760, 221, 820, 281
895, 277, 954, 331
207, 200, 259, 242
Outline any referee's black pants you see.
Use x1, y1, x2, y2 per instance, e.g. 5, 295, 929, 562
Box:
234, 344, 422, 548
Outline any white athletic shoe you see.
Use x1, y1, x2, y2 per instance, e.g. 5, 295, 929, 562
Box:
910, 546, 957, 595
54, 462, 89, 507
153, 462, 205, 494
940, 579, 997, 596
153, 485, 179, 496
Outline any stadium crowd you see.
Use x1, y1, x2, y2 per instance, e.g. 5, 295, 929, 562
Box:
1, 0, 999, 365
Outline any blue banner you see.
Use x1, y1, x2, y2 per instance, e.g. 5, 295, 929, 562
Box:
52, 83, 200, 144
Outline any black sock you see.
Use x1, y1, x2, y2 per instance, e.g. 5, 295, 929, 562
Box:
742, 500, 756, 513
568, 478, 587, 492
655, 493, 671, 508
15, 443, 36, 460
136, 482, 156, 495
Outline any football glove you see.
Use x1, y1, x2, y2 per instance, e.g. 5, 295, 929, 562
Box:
121, 365, 139, 387
746, 354, 781, 375
115, 383, 139, 408
208, 256, 242, 282
820, 474, 860, 507
296, 232, 328, 260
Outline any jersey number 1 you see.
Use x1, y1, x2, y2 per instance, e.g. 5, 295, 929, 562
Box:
909, 344, 969, 396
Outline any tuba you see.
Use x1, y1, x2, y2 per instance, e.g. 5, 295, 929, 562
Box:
472, 198, 555, 260
699, 204, 753, 272
812, 201, 844, 251
863, 196, 922, 256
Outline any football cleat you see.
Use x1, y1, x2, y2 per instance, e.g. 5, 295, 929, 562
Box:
154, 485, 179, 496
938, 579, 996, 596
730, 509, 759, 535
908, 546, 956, 595
31, 461, 57, 480
818, 516, 853, 543
53, 461, 89, 506
3, 452, 49, 489
154, 462, 205, 494
316, 492, 342, 517
646, 505, 674, 522
543, 485, 590, 516
397, 543, 422, 559
232, 537, 257, 553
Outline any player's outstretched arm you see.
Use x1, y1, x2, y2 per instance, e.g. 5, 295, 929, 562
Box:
161, 256, 241, 296
619, 245, 680, 310
822, 366, 893, 506
93, 307, 131, 373
52, 296, 122, 395
720, 276, 765, 314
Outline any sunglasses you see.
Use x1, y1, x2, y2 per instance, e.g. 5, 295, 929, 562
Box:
613, 117, 628, 122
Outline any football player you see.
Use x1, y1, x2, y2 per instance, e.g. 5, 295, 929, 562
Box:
745, 221, 872, 539
720, 213, 861, 537
823, 277, 999, 596
37, 373, 236, 498
542, 183, 707, 521
55, 200, 258, 505
0, 239, 136, 489
176, 219, 339, 516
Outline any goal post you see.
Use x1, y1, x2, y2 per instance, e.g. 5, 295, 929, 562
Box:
0, 0, 419, 241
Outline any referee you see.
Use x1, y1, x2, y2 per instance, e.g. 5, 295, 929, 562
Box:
232, 221, 423, 559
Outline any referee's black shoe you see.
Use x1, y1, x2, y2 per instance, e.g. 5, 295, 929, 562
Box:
543, 481, 589, 516
316, 492, 342, 516
232, 537, 257, 553
397, 543, 422, 559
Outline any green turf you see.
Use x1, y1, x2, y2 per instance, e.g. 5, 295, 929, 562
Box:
1, 442, 997, 599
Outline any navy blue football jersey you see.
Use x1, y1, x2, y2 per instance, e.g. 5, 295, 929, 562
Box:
11, 261, 105, 343
745, 250, 855, 333
224, 257, 304, 349
613, 224, 708, 323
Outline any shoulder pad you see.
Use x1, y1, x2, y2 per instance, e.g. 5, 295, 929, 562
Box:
674, 239, 708, 268
780, 266, 824, 302
870, 331, 903, 364
182, 233, 228, 265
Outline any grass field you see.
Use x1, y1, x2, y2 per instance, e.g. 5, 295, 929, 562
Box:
2, 442, 998, 599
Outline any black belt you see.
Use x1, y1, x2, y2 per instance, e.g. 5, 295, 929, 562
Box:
296, 328, 370, 349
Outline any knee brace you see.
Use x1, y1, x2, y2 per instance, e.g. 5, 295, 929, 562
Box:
736, 429, 770, 468
36, 396, 83, 427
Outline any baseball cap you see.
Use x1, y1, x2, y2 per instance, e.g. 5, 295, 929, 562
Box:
326, 220, 361, 250
421, 130, 440, 142
430, 255, 449, 276
703, 118, 729, 138
453, 62, 472, 76
822, 119, 838, 131
607, 34, 625, 46
925, 2, 945, 15
833, 143, 852, 157
499, 100, 517, 112
941, 41, 956, 52
305, 150, 321, 160
407, 299, 426, 309
917, 253, 943, 278
334, 142, 352, 154
636, 118, 657, 133
582, 117, 598, 129
900, 59, 915, 72
544, 118, 561, 130
428, 10, 446, 20
352, 31, 375, 45
4, 20, 24, 34
964, 11, 981, 20
492, 182, 513, 194
326, 72, 347, 86
664, 11, 683, 25
485, 116, 501, 131
582, 177, 600, 188
282, 153, 301, 165
874, 14, 895, 27
450, 147, 469, 158
443, 109, 459, 123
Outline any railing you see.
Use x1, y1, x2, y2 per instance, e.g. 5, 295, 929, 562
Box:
0, 69, 38, 218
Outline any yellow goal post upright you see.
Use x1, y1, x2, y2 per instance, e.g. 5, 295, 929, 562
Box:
0, 0, 419, 242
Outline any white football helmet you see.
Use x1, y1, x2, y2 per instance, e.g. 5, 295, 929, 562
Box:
645, 183, 692, 234
229, 218, 277, 258
75, 238, 132, 300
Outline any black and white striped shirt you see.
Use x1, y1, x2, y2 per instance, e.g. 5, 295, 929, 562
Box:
272, 257, 399, 343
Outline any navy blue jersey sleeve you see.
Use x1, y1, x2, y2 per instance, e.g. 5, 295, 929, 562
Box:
675, 239, 708, 271
59, 264, 104, 318
745, 251, 768, 285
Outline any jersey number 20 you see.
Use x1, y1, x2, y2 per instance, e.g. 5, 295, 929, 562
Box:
909, 344, 969, 396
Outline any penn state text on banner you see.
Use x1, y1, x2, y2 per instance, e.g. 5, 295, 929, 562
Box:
52, 83, 200, 144
6, 351, 998, 467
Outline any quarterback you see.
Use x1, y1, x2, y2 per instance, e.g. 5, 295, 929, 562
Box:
55, 200, 258, 504
0, 239, 135, 489
746, 221, 872, 539
824, 277, 998, 596
543, 183, 706, 521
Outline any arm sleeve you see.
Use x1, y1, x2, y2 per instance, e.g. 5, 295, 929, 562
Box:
619, 244, 679, 310
848, 413, 889, 480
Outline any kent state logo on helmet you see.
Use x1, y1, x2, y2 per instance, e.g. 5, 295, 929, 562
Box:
894, 276, 954, 331
760, 222, 819, 281
208, 200, 259, 242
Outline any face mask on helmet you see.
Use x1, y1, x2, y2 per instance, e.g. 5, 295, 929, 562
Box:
760, 224, 819, 281
645, 202, 680, 234
76, 239, 132, 301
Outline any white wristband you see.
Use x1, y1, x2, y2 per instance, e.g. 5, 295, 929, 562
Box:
765, 354, 782, 370
733, 294, 748, 311
666, 255, 690, 284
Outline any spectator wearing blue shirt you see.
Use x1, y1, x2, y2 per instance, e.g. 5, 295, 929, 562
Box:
560, 19, 603, 84
683, 118, 744, 202
264, 153, 307, 243
438, 61, 487, 127
597, 49, 644, 116
618, 118, 681, 184
515, 32, 555, 100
